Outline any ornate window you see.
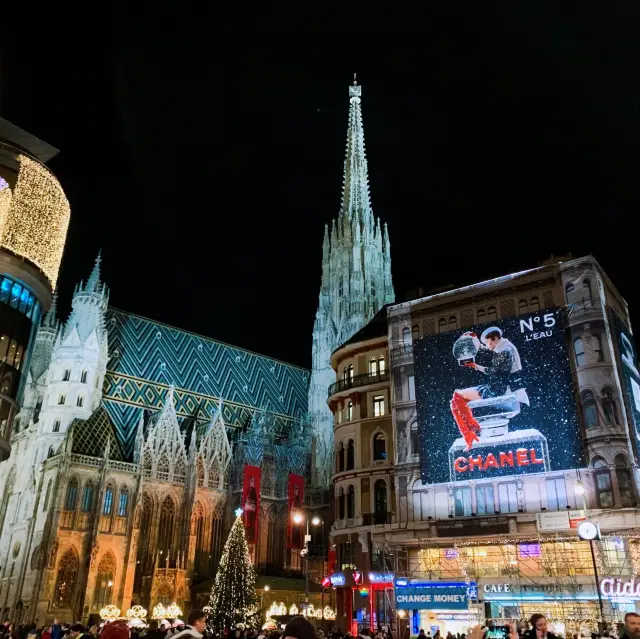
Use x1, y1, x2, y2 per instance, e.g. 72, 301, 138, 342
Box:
518, 299, 528, 313
448, 316, 458, 329
157, 496, 176, 556
593, 335, 604, 362
438, 318, 447, 331
402, 327, 411, 346
477, 308, 486, 322
615, 455, 636, 507
82, 481, 94, 512
373, 395, 385, 417
346, 440, 355, 470
338, 488, 345, 519
346, 400, 353, 421
337, 442, 345, 472
529, 297, 540, 312
63, 369, 71, 382
43, 480, 52, 511
347, 485, 356, 519
411, 325, 419, 341
52, 548, 79, 608
487, 306, 497, 321
373, 432, 387, 462
410, 422, 420, 456
93, 552, 115, 608
593, 458, 614, 508
118, 486, 129, 517
193, 503, 206, 576
602, 387, 619, 425
374, 480, 387, 522
134, 492, 154, 594
156, 455, 170, 481
103, 485, 114, 515
81, 370, 88, 384
581, 390, 598, 428
65, 478, 78, 511
574, 338, 586, 367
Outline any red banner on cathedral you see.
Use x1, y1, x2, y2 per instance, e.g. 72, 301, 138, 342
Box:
242, 465, 261, 545
287, 473, 305, 549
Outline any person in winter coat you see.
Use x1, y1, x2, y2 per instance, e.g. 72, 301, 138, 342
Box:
522, 616, 560, 639
619, 612, 640, 639
170, 611, 207, 639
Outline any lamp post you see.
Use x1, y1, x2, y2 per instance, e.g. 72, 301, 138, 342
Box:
261, 584, 270, 612
293, 511, 322, 606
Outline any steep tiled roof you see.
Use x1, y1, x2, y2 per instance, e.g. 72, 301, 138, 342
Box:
70, 404, 126, 461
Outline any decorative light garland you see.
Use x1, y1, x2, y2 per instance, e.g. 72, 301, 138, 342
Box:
2, 155, 70, 287
165, 602, 183, 618
126, 605, 148, 621
100, 605, 121, 621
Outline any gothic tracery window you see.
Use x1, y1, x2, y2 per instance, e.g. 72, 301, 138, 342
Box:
157, 496, 176, 556
53, 548, 79, 608
93, 552, 115, 608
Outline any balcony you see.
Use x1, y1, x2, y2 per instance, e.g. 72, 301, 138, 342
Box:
328, 370, 390, 398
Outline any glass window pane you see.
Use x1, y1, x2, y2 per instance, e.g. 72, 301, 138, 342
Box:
0, 278, 9, 304
408, 375, 416, 401
10, 283, 21, 309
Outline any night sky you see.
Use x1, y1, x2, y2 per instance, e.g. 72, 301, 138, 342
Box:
2, 4, 640, 369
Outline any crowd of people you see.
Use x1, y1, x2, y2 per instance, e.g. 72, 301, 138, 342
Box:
0, 611, 637, 639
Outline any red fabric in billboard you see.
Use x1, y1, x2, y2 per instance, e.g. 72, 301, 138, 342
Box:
287, 473, 305, 549
242, 465, 261, 545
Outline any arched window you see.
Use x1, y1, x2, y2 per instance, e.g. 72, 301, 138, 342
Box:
518, 299, 528, 313
583, 278, 592, 300
76, 396, 84, 408
103, 485, 114, 515
373, 432, 387, 462
592, 335, 604, 362
347, 440, 355, 470
602, 387, 619, 425
193, 502, 206, 575
52, 548, 79, 608
438, 318, 447, 331
347, 400, 353, 421
347, 485, 356, 519
118, 486, 129, 517
93, 552, 115, 608
338, 488, 345, 519
593, 458, 614, 508
615, 455, 636, 507
134, 493, 154, 594
378, 356, 386, 374
529, 297, 540, 312
58, 395, 66, 405
574, 338, 586, 367
82, 481, 94, 512
487, 306, 497, 321
65, 478, 78, 511
47, 446, 54, 459
338, 442, 345, 473
565, 283, 575, 300
158, 496, 176, 556
43, 479, 52, 511
402, 327, 411, 346
81, 370, 88, 384
369, 357, 377, 374
411, 325, 420, 341
374, 480, 387, 523
410, 422, 420, 456
63, 369, 71, 382
448, 316, 458, 329
477, 309, 486, 322
581, 390, 597, 428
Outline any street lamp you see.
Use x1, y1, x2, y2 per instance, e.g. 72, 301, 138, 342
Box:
575, 481, 586, 496
292, 511, 323, 606
261, 584, 270, 611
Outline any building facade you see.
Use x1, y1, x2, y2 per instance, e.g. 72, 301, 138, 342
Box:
0, 118, 71, 460
327, 256, 640, 636
309, 78, 394, 488
0, 255, 311, 624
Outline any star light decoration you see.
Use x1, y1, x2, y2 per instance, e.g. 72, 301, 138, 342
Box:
1, 155, 70, 288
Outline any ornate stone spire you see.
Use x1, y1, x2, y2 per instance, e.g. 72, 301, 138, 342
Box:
340, 74, 372, 232
308, 76, 395, 487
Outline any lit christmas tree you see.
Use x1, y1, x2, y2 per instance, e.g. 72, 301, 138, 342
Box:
207, 508, 259, 636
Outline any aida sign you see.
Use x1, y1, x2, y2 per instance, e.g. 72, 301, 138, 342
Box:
414, 308, 584, 484
600, 578, 640, 599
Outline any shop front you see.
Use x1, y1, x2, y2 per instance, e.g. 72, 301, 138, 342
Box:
482, 580, 637, 634
394, 579, 481, 637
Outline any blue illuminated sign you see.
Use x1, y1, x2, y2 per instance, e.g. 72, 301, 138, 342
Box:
330, 573, 346, 587
368, 572, 395, 583
394, 582, 474, 610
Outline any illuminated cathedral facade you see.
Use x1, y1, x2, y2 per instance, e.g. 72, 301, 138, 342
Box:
0, 77, 394, 624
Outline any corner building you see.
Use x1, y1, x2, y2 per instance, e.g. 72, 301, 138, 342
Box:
328, 256, 640, 637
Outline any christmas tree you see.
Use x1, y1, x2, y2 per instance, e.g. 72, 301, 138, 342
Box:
207, 509, 259, 636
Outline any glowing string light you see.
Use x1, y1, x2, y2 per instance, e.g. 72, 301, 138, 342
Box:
100, 605, 121, 621
2, 155, 70, 288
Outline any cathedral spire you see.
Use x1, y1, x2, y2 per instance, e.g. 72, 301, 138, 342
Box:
85, 250, 102, 294
43, 292, 58, 328
340, 74, 372, 231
